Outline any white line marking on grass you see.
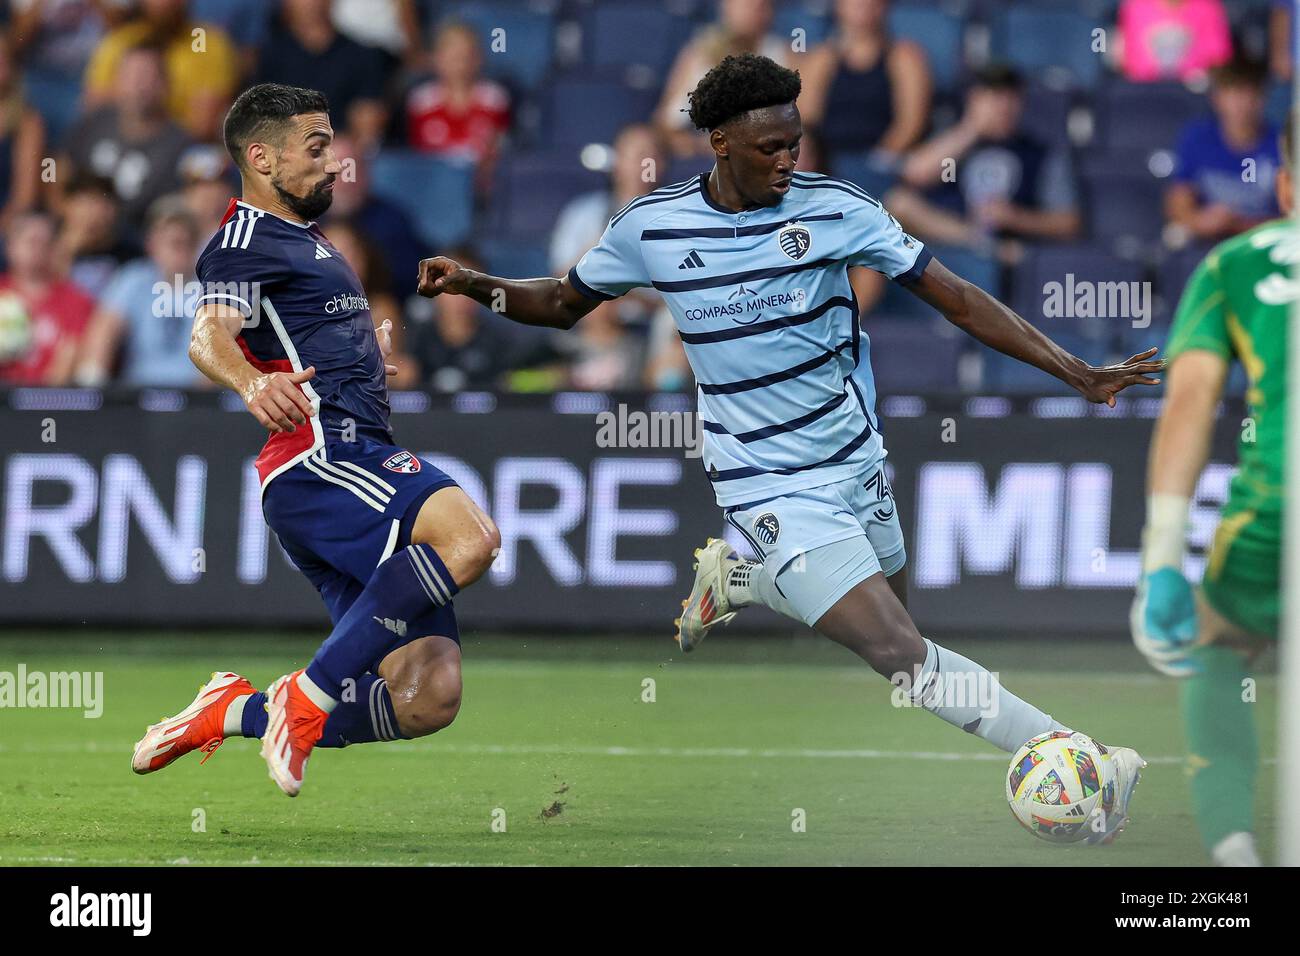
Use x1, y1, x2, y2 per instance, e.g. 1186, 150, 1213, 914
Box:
465, 663, 1185, 685
430, 743, 1196, 765
0, 740, 1200, 765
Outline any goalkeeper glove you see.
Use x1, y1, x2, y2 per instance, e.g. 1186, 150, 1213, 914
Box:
1130, 494, 1201, 677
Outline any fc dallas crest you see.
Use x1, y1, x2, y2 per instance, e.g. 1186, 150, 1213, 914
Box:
382, 450, 421, 474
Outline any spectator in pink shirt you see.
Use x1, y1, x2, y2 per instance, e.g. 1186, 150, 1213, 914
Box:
1118, 0, 1233, 83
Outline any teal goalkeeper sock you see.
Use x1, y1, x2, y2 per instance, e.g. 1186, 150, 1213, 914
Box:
1181, 645, 1258, 852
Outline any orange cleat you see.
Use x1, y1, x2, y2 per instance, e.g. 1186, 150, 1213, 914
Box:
260, 670, 329, 797
131, 671, 256, 774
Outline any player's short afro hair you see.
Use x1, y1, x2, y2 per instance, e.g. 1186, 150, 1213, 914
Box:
687, 53, 801, 132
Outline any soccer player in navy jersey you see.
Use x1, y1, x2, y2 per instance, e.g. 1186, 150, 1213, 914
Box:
418, 54, 1160, 842
131, 85, 499, 797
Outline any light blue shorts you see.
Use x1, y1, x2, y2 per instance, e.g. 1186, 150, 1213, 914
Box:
724, 459, 906, 626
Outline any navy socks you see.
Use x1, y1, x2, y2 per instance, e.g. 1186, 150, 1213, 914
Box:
304, 544, 458, 702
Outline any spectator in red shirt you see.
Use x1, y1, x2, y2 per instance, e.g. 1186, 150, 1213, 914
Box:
404, 20, 510, 184
0, 212, 96, 386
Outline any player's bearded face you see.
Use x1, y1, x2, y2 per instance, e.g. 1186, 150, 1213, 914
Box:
272, 162, 336, 221
268, 122, 339, 221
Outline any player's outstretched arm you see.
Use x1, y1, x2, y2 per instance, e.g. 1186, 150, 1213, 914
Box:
907, 256, 1164, 406
416, 256, 601, 331
189, 303, 316, 433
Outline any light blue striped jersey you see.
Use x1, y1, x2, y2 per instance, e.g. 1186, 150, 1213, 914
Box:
569, 171, 931, 507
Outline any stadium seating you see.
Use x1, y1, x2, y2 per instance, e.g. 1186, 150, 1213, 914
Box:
773, 3, 833, 49
988, 6, 1106, 90
666, 155, 714, 186
1152, 241, 1216, 324
1266, 80, 1295, 128
931, 245, 1001, 295
1010, 244, 1147, 351
477, 237, 554, 279
485, 150, 607, 241
1082, 168, 1167, 248
887, 6, 966, 94
20, 68, 83, 148
368, 151, 475, 248
444, 2, 557, 92
873, 278, 935, 323
826, 152, 898, 200
542, 72, 661, 146
1020, 83, 1075, 148
1092, 80, 1209, 153
1076, 145, 1174, 184
863, 319, 966, 394
578, 2, 696, 76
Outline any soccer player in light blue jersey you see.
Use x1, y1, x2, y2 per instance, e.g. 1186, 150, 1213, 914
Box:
418, 54, 1158, 842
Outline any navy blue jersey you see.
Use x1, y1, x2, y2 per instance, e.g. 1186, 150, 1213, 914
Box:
195, 198, 392, 486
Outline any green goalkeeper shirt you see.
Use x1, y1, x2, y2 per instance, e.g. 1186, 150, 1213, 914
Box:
1165, 219, 1294, 519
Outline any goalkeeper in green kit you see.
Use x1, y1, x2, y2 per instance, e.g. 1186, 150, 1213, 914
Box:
1131, 124, 1295, 867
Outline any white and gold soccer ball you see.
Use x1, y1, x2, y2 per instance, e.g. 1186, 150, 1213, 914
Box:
1006, 731, 1116, 844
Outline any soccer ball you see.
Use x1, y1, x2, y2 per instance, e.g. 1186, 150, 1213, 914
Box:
1006, 731, 1116, 844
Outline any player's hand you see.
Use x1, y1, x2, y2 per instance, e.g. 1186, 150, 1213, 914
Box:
417, 257, 474, 297
241, 366, 316, 433
1071, 347, 1163, 406
1130, 567, 1201, 677
376, 318, 399, 377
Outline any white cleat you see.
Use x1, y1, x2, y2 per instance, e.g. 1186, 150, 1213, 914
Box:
1087, 745, 1146, 845
259, 669, 328, 798
131, 671, 255, 774
674, 537, 741, 652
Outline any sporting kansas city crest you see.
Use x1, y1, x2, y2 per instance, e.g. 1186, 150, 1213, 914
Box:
382, 450, 421, 474
754, 512, 781, 546
777, 223, 812, 261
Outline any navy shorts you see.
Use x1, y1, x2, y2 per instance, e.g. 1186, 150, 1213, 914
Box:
262, 438, 460, 645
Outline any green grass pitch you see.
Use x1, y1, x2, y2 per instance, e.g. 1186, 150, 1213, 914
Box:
0, 632, 1276, 866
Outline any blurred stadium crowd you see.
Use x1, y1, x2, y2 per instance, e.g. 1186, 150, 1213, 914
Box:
0, 0, 1293, 396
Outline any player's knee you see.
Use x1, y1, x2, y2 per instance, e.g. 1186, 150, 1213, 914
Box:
865, 624, 924, 682
461, 516, 500, 585
399, 685, 462, 738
